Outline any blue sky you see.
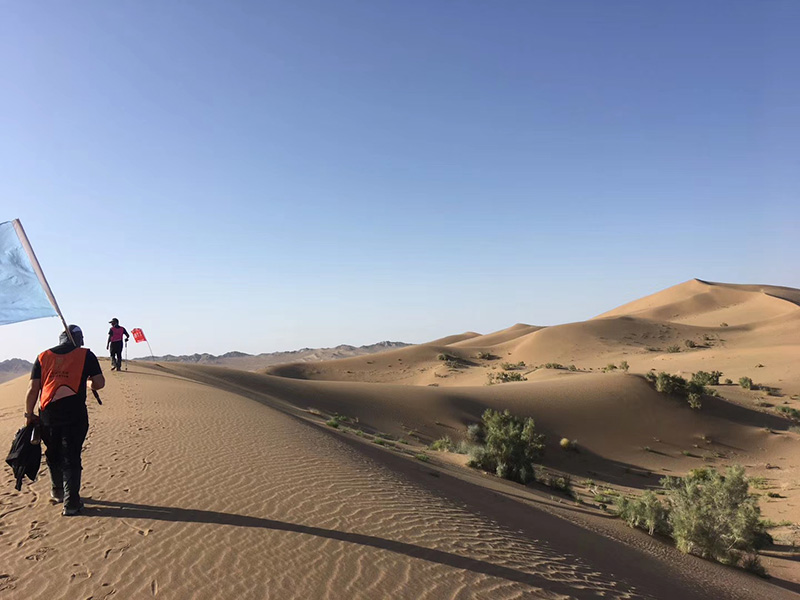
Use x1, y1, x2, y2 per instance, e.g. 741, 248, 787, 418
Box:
1, 1, 798, 361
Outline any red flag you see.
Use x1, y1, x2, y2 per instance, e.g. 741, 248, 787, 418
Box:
132, 328, 147, 343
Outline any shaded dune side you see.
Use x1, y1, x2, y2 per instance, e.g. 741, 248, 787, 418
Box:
162, 365, 794, 487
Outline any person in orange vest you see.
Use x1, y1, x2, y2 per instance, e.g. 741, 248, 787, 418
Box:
24, 324, 104, 516
106, 318, 130, 371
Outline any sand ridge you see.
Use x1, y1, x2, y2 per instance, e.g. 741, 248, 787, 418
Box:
2, 279, 800, 598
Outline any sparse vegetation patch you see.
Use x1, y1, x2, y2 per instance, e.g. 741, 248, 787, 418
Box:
487, 371, 527, 384
466, 409, 545, 484
616, 466, 769, 574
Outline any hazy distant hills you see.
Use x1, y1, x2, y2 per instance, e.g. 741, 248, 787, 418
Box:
0, 358, 33, 384
133, 341, 413, 371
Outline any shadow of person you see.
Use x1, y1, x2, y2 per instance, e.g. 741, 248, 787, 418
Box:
82, 498, 634, 598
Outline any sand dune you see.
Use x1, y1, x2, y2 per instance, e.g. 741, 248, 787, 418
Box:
1, 362, 795, 599
3, 279, 800, 598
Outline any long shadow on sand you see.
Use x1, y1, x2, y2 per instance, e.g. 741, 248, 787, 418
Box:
83, 498, 631, 598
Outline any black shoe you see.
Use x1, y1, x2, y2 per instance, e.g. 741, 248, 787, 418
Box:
62, 501, 84, 516
50, 488, 64, 504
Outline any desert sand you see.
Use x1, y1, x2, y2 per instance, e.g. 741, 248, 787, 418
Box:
2, 279, 800, 599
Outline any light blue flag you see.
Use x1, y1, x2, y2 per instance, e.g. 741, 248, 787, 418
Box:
0, 220, 58, 326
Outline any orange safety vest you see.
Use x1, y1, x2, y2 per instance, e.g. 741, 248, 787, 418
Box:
37, 348, 88, 410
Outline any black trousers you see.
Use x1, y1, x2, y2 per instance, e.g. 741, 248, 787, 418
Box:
41, 420, 89, 507
110, 340, 123, 369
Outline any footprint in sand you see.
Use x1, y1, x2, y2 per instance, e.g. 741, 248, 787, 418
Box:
24, 546, 54, 561
69, 564, 92, 582
103, 542, 130, 559
0, 573, 17, 592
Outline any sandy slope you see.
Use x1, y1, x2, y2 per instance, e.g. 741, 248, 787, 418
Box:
0, 363, 795, 600
3, 279, 800, 599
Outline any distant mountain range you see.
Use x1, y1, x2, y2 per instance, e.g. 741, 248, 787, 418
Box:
132, 341, 413, 371
0, 358, 33, 384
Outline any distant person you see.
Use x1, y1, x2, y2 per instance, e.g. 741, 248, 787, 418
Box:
107, 318, 130, 371
24, 324, 104, 516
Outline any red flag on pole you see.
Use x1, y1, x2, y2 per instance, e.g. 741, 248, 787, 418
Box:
132, 328, 147, 343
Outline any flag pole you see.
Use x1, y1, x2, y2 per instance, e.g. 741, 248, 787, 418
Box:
12, 219, 75, 345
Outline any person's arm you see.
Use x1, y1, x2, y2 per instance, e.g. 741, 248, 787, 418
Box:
24, 379, 41, 426
123, 327, 130, 342
107, 329, 112, 350
88, 373, 105, 391
85, 351, 105, 391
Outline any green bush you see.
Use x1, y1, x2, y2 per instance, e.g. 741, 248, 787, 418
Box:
603, 363, 617, 372
650, 372, 708, 409
666, 345, 681, 353
662, 466, 768, 566
739, 377, 753, 390
476, 351, 495, 360
645, 371, 657, 384
543, 362, 563, 369
466, 423, 485, 444
777, 406, 800, 421
568, 364, 578, 371
685, 339, 696, 349
724, 378, 733, 385
500, 361, 526, 370
655, 372, 687, 395
414, 453, 430, 462
620, 360, 629, 372
487, 371, 527, 384
615, 491, 670, 536
466, 409, 545, 484
692, 371, 722, 386
430, 436, 454, 451
546, 473, 573, 496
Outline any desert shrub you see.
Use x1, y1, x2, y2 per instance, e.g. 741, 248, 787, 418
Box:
724, 378, 733, 385
543, 362, 563, 369
741, 553, 767, 577
655, 372, 687, 395
615, 491, 670, 536
437, 353, 449, 361
650, 372, 708, 409
720, 322, 729, 327
666, 345, 681, 353
685, 339, 696, 349
644, 371, 657, 384
620, 360, 629, 372
487, 371, 527, 384
326, 415, 348, 428
692, 371, 722, 386
568, 364, 577, 371
546, 473, 573, 496
662, 465, 768, 566
500, 361, 526, 370
466, 423, 486, 444
603, 363, 617, 372
430, 436, 454, 451
466, 409, 545, 484
476, 351, 496, 360
739, 377, 753, 390
414, 453, 430, 462
777, 406, 800, 421
559, 437, 578, 451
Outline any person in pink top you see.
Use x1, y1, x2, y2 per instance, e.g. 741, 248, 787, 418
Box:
106, 318, 130, 371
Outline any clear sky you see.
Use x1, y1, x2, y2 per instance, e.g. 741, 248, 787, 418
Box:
1, 1, 798, 361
